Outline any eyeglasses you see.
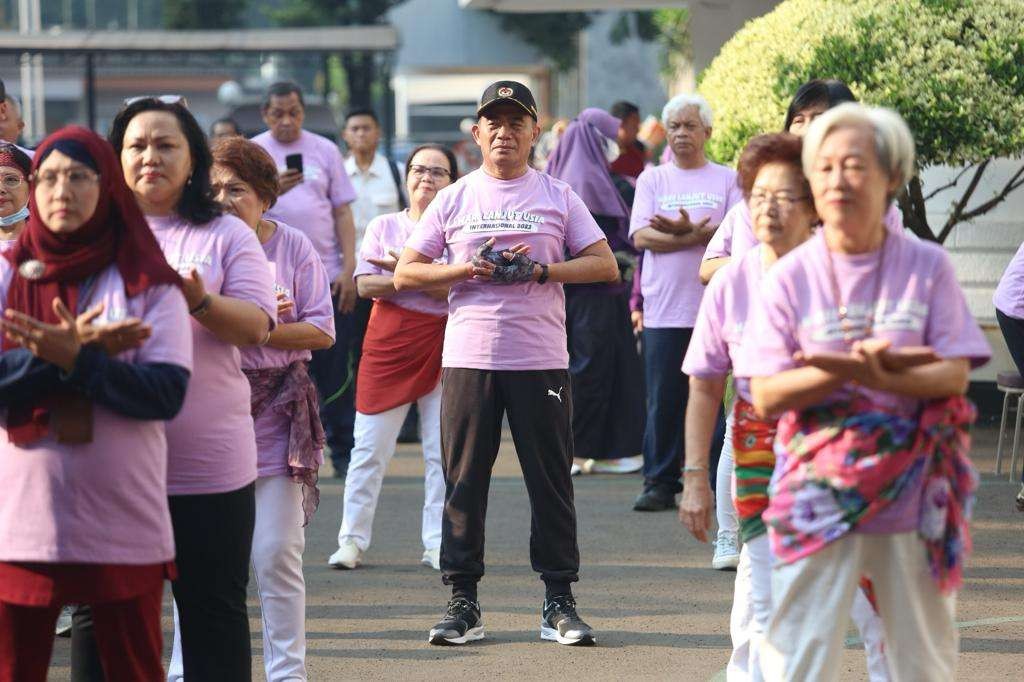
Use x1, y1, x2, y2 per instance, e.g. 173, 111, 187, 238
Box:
408, 165, 451, 180
123, 95, 189, 108
749, 190, 809, 208
34, 169, 100, 189
0, 174, 25, 189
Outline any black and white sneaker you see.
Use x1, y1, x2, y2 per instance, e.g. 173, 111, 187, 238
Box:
541, 595, 596, 646
427, 597, 485, 645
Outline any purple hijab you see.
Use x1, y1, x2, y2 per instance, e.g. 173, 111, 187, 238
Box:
546, 109, 629, 222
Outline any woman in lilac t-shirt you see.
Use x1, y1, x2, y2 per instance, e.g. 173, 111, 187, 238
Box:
107, 99, 277, 680
740, 104, 990, 680
329, 145, 455, 572
0, 127, 191, 681
212, 137, 335, 681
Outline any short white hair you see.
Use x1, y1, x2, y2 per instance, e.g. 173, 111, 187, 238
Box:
661, 93, 713, 128
802, 102, 916, 189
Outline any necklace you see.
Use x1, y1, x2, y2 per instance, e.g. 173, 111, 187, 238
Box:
824, 231, 887, 344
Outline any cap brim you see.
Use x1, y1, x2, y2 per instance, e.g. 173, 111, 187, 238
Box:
477, 97, 537, 120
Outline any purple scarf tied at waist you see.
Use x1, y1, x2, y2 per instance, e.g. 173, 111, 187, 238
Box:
243, 361, 325, 527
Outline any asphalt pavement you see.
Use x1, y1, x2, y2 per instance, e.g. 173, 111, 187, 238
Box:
49, 426, 1024, 680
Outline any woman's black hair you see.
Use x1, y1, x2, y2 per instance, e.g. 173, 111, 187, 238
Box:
783, 79, 857, 132
109, 98, 221, 225
404, 144, 460, 183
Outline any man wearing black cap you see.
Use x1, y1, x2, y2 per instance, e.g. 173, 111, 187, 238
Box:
396, 81, 619, 647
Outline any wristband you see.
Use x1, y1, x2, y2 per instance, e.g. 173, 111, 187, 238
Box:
537, 263, 550, 284
259, 330, 272, 346
682, 465, 707, 474
189, 293, 212, 318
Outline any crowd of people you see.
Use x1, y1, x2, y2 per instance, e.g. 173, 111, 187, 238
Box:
0, 65, 1003, 682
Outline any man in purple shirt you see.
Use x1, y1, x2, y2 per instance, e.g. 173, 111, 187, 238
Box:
253, 82, 359, 479
395, 81, 619, 648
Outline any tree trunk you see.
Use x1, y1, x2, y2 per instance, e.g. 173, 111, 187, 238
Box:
342, 52, 375, 109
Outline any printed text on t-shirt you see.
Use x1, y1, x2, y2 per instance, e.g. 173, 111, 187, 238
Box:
453, 210, 546, 234
658, 192, 725, 211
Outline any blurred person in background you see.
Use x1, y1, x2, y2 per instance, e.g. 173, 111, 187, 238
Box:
209, 117, 241, 143
546, 108, 643, 476
328, 144, 455, 572
253, 81, 360, 481
608, 101, 645, 181
0, 144, 31, 247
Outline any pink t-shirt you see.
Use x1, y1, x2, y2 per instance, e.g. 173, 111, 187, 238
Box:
355, 210, 449, 318
683, 245, 766, 402
151, 214, 277, 496
629, 162, 742, 328
240, 222, 335, 478
737, 231, 990, 533
994, 241, 1024, 320
0, 264, 192, 563
406, 168, 605, 370
705, 202, 907, 264
253, 130, 357, 281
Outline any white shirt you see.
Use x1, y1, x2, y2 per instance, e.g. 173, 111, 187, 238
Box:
345, 152, 403, 248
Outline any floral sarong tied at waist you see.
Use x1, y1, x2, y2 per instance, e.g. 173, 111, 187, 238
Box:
732, 398, 778, 543
243, 361, 325, 527
764, 396, 978, 594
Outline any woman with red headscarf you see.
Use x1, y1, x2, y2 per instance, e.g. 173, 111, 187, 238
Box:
0, 126, 192, 681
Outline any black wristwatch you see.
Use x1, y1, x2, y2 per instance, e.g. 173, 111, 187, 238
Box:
537, 263, 550, 285
189, 293, 213, 318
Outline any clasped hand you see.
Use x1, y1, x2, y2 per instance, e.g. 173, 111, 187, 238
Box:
795, 339, 941, 390
470, 238, 537, 283
1, 299, 152, 371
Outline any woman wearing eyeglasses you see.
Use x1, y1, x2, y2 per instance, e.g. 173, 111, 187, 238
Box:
108, 98, 277, 679
211, 136, 335, 682
0, 127, 190, 681
327, 145, 456, 571
0, 144, 32, 248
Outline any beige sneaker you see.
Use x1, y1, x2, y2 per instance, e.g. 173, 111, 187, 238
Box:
421, 547, 441, 571
328, 539, 363, 569
582, 455, 643, 474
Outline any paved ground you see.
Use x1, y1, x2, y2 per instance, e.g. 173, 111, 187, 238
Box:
49, 426, 1023, 680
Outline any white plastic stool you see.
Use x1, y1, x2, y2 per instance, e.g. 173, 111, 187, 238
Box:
995, 371, 1024, 481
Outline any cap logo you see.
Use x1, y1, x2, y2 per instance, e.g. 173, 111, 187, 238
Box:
497, 87, 514, 98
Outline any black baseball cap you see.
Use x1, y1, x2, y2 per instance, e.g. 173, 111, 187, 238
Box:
477, 80, 538, 121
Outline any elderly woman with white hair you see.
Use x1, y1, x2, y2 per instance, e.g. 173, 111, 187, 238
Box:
628, 93, 742, 519
738, 103, 990, 680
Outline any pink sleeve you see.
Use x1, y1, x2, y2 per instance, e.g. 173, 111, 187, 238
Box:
355, 216, 386, 278
327, 144, 357, 208
735, 272, 800, 378
704, 205, 736, 260
923, 248, 991, 368
725, 174, 744, 213
405, 198, 448, 260
221, 225, 278, 329
682, 278, 731, 377
137, 285, 193, 371
564, 190, 606, 256
292, 240, 336, 340
628, 170, 656, 239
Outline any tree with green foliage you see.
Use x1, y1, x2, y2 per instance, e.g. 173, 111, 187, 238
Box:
272, 0, 407, 108
699, 0, 1024, 243
494, 12, 594, 72
163, 0, 249, 29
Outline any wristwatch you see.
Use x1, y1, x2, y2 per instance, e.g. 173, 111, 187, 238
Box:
537, 263, 550, 285
189, 293, 212, 318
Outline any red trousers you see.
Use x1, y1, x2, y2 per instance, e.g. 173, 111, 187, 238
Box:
0, 584, 164, 682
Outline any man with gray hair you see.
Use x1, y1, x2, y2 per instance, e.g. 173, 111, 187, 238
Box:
628, 94, 742, 530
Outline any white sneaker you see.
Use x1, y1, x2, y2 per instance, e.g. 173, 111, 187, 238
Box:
55, 605, 74, 637
570, 462, 582, 476
712, 530, 740, 570
328, 539, 363, 569
421, 547, 441, 571
582, 455, 643, 474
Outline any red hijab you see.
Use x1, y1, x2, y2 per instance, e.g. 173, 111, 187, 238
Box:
3, 126, 182, 444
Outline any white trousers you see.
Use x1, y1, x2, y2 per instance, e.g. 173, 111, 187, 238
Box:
728, 535, 891, 682
337, 383, 443, 552
716, 409, 738, 535
168, 475, 308, 682
761, 532, 956, 682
